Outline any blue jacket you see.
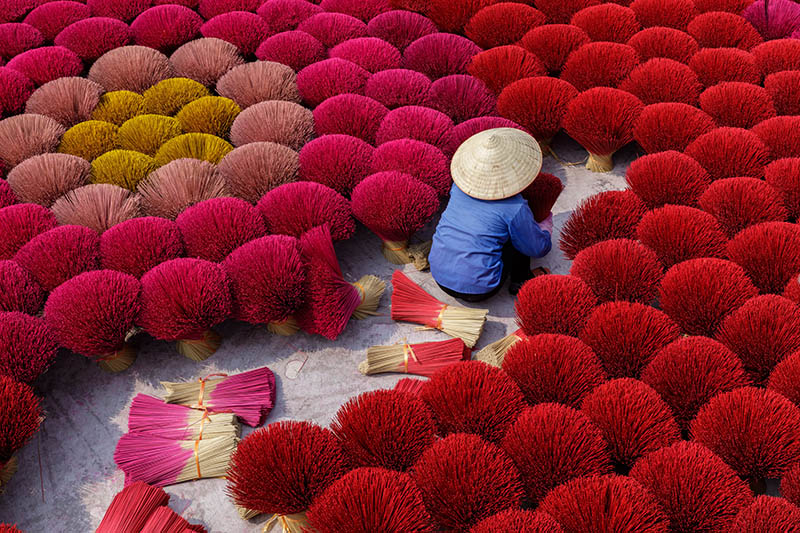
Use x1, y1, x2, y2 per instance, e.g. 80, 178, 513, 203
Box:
429, 184, 552, 294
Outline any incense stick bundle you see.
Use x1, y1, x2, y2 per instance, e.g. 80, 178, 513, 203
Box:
114, 433, 237, 487
390, 270, 488, 347
160, 367, 276, 427
395, 377, 426, 395
522, 172, 563, 223
96, 481, 170, 533
128, 394, 239, 440
359, 338, 471, 377
474, 329, 528, 368
140, 506, 207, 533
296, 225, 385, 339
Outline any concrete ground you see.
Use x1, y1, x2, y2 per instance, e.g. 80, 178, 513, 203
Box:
0, 136, 633, 532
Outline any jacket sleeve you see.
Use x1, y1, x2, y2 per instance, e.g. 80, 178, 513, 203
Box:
508, 204, 552, 258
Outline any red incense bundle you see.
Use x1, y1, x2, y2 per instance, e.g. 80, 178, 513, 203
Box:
390, 270, 488, 348
296, 224, 385, 340
474, 328, 527, 368
127, 394, 239, 440
522, 172, 563, 223
140, 506, 207, 533
96, 481, 170, 533
359, 338, 470, 377
394, 377, 425, 395
160, 367, 276, 427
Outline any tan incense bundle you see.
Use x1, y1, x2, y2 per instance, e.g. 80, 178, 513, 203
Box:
382, 239, 433, 271
351, 274, 387, 319
390, 270, 488, 347
474, 329, 528, 368
359, 338, 471, 377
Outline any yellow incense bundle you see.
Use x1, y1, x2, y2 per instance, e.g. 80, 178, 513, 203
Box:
351, 275, 387, 319
381, 240, 432, 270
97, 343, 137, 373
267, 316, 299, 336
176, 329, 222, 362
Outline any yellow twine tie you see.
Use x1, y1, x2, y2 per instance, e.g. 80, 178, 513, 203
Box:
434, 304, 448, 330
403, 343, 420, 373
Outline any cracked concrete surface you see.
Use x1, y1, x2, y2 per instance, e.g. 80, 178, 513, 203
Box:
0, 135, 632, 532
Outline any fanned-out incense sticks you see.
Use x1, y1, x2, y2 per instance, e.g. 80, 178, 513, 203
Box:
96, 482, 170, 533
474, 329, 527, 368
359, 338, 470, 377
114, 433, 237, 487
161, 367, 276, 427
140, 506, 207, 533
395, 378, 426, 395
390, 270, 488, 348
128, 394, 239, 441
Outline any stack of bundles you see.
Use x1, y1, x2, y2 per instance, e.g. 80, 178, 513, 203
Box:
96, 481, 207, 533
390, 270, 488, 348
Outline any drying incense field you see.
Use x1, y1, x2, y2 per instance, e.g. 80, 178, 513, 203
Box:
3, 0, 800, 531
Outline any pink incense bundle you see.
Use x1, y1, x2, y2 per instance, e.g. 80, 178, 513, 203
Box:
222, 235, 305, 336
0, 260, 44, 315
521, 172, 563, 223
162, 367, 276, 427
351, 171, 439, 267
96, 482, 170, 533
296, 225, 385, 340
257, 182, 355, 242
390, 270, 488, 348
564, 87, 644, 172
44, 270, 141, 373
359, 338, 470, 377
371, 139, 451, 197
140, 506, 207, 533
0, 311, 57, 384
101, 217, 185, 279
313, 93, 389, 145
298, 134, 375, 196
139, 258, 233, 361
402, 33, 481, 80
366, 11, 437, 52
0, 375, 41, 490
127, 394, 238, 440
0, 203, 57, 260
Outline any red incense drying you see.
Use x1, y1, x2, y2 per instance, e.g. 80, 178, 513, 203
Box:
161, 367, 276, 427
626, 151, 711, 209
687, 11, 763, 50
752, 115, 800, 160
560, 190, 647, 260
685, 127, 770, 181
769, 350, 800, 406
222, 235, 305, 335
296, 225, 385, 340
766, 158, 800, 220
501, 403, 612, 505
139, 258, 233, 361
466, 3, 545, 49
519, 24, 590, 73
410, 433, 523, 531
689, 48, 761, 88
766, 70, 800, 116
44, 270, 141, 373
691, 387, 800, 481
297, 12, 367, 48
630, 0, 697, 30
539, 474, 668, 533
329, 37, 401, 73
571, 4, 641, 43
733, 496, 800, 532
727, 221, 800, 294
394, 377, 425, 395
419, 361, 525, 443
359, 338, 470, 377
466, 45, 547, 96
626, 27, 699, 64
472, 509, 563, 533
255, 30, 326, 72
0, 375, 41, 489
642, 337, 750, 430
521, 172, 563, 223
351, 172, 439, 267
257, 182, 355, 243
752, 39, 800, 77
390, 270, 488, 348
561, 42, 640, 91
200, 11, 268, 57
176, 197, 265, 263
618, 58, 702, 106
630, 442, 752, 532
636, 205, 728, 269
634, 103, 716, 154
226, 421, 347, 529
329, 389, 435, 471
0, 260, 44, 315
140, 506, 206, 533
516, 274, 598, 337
563, 87, 644, 172
96, 482, 170, 533
0, 181, 15, 209
364, 69, 432, 110
401, 33, 480, 80
581, 378, 681, 468
580, 302, 680, 379
534, 0, 601, 24
699, 178, 787, 238
783, 463, 800, 507
716, 295, 800, 385
497, 77, 578, 155
571, 239, 663, 304
699, 82, 776, 129
255, 0, 321, 33
502, 334, 606, 408
296, 58, 370, 108
308, 467, 434, 533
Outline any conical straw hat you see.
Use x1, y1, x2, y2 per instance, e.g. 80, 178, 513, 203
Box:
451, 128, 542, 200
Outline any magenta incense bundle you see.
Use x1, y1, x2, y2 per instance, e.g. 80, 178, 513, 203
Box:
114, 432, 237, 487
127, 394, 239, 441
161, 367, 276, 427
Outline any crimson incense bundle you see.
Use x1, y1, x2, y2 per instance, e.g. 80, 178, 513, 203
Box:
394, 377, 425, 395
359, 338, 470, 377
522, 172, 563, 223
96, 482, 170, 533
0, 375, 42, 491
390, 270, 488, 348
161, 367, 276, 427
140, 506, 207, 533
296, 224, 385, 340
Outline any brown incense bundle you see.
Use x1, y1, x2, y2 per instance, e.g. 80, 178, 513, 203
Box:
474, 328, 528, 367
359, 338, 471, 377
390, 270, 488, 347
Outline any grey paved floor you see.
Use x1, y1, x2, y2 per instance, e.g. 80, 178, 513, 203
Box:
0, 136, 633, 532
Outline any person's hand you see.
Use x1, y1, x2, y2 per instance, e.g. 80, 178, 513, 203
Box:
539, 213, 553, 234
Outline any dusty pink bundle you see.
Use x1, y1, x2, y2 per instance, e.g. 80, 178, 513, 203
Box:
96, 481, 170, 533
161, 367, 276, 427
127, 394, 239, 440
